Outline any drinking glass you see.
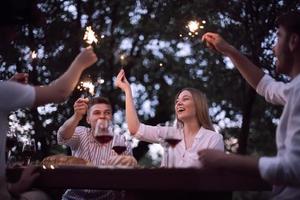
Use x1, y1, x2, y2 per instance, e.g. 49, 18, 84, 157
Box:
164, 121, 183, 168
6, 131, 18, 165
112, 134, 127, 155
22, 139, 36, 166
94, 119, 114, 144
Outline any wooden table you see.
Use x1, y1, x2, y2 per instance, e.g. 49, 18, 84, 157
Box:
7, 166, 271, 199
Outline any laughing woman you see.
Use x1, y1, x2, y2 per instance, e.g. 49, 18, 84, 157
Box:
115, 69, 224, 167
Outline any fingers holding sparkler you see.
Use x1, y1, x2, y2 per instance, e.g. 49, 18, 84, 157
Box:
73, 47, 98, 70
201, 32, 233, 55
115, 69, 130, 93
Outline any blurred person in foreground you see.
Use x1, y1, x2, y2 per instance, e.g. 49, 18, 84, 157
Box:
200, 11, 300, 200
0, 1, 97, 199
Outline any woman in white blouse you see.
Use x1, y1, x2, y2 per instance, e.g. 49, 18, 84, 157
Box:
115, 69, 224, 167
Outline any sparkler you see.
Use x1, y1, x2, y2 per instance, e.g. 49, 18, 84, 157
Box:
120, 54, 126, 69
77, 81, 95, 97
83, 26, 98, 45
180, 19, 206, 38
31, 51, 37, 59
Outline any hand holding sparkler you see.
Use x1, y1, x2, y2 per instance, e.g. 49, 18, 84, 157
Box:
72, 47, 97, 70
115, 69, 130, 93
201, 32, 234, 55
73, 97, 89, 120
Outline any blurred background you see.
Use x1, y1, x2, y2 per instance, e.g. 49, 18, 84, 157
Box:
1, 1, 299, 199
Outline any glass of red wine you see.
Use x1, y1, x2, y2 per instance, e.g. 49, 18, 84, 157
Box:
112, 134, 127, 155
94, 119, 114, 144
22, 139, 36, 166
164, 121, 183, 168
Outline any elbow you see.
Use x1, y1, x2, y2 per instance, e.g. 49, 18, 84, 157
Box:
128, 123, 140, 136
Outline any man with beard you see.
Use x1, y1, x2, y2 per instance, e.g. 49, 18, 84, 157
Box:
199, 10, 300, 200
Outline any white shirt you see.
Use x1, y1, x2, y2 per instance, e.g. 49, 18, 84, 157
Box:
257, 74, 300, 199
0, 81, 35, 200
136, 123, 224, 168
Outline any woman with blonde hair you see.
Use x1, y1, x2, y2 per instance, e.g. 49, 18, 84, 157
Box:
115, 69, 224, 167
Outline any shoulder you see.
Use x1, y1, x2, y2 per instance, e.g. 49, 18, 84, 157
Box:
75, 126, 90, 135
199, 127, 223, 140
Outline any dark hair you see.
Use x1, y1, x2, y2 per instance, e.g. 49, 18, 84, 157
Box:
87, 97, 112, 112
276, 10, 300, 35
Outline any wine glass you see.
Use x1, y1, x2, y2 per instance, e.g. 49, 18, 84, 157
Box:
22, 139, 36, 166
6, 131, 18, 166
164, 121, 183, 168
112, 134, 127, 155
157, 123, 170, 167
93, 119, 114, 144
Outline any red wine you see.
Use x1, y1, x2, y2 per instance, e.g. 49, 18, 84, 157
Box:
165, 138, 181, 148
112, 146, 126, 155
95, 135, 113, 144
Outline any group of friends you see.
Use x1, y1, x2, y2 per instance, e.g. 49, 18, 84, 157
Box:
0, 10, 300, 200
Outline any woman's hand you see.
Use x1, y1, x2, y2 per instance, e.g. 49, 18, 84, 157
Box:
115, 69, 131, 93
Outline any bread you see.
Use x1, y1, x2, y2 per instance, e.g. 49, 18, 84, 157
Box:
41, 154, 91, 167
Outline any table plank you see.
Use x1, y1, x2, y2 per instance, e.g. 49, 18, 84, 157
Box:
7, 167, 271, 191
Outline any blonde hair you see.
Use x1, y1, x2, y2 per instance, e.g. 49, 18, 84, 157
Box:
175, 88, 214, 131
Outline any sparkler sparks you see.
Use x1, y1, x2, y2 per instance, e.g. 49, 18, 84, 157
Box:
77, 81, 95, 96
180, 19, 206, 38
31, 51, 37, 59
83, 26, 98, 45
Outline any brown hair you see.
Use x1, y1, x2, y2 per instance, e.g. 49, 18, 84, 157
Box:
87, 97, 112, 114
175, 88, 214, 131
276, 10, 300, 36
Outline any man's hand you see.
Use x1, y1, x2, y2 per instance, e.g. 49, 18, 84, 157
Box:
201, 32, 234, 55
107, 155, 138, 167
198, 149, 227, 169
72, 46, 98, 70
73, 98, 89, 119
115, 69, 130, 93
9, 73, 29, 84
8, 165, 40, 195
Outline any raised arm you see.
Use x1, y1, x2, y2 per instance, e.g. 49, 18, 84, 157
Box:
202, 32, 264, 89
115, 69, 140, 135
57, 98, 89, 140
33, 47, 97, 107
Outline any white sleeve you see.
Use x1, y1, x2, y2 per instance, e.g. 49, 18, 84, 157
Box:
258, 86, 300, 185
256, 74, 288, 106
135, 123, 165, 143
57, 126, 85, 150
0, 81, 35, 111
207, 133, 224, 151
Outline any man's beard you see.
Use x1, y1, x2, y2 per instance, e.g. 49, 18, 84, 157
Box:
276, 46, 294, 76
